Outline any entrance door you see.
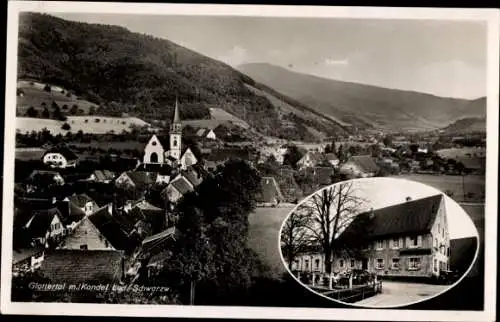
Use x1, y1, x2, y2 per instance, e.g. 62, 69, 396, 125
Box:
362, 258, 368, 270
150, 152, 158, 163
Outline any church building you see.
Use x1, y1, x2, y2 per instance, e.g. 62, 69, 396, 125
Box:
143, 99, 198, 170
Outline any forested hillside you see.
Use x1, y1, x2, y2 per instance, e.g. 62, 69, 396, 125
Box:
17, 13, 347, 140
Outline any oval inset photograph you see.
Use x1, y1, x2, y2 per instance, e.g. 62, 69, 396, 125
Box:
279, 177, 479, 308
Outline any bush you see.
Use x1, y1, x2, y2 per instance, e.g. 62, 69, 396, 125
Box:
61, 123, 71, 130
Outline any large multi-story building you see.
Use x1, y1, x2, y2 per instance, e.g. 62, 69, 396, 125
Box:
292, 194, 450, 279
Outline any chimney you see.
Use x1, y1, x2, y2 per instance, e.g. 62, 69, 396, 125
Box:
406, 196, 412, 202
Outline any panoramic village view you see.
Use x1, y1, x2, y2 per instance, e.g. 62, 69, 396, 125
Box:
11, 13, 486, 308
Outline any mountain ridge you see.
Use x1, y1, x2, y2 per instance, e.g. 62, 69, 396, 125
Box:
238, 62, 486, 132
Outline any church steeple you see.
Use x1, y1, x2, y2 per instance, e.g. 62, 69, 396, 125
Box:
169, 97, 182, 160
173, 97, 181, 124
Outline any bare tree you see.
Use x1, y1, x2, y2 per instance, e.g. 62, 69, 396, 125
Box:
302, 181, 365, 274
280, 207, 314, 269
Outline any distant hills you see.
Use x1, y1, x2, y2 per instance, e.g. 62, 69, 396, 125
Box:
238, 63, 486, 133
16, 13, 347, 141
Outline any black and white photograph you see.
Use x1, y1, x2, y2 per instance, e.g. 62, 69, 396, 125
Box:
1, 2, 498, 321
279, 178, 479, 308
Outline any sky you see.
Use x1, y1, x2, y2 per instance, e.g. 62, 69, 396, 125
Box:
51, 13, 487, 99
308, 177, 478, 239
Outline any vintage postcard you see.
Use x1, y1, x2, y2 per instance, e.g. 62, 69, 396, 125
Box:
2, 1, 499, 321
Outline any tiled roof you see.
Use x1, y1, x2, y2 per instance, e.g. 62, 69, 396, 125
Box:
102, 170, 115, 180
26, 208, 62, 238
348, 155, 380, 173
68, 193, 94, 208
44, 146, 78, 160
257, 177, 284, 203
171, 177, 194, 195
340, 194, 444, 242
13, 246, 45, 264
93, 170, 106, 182
39, 249, 124, 283
88, 206, 131, 251
55, 201, 86, 225
126, 171, 157, 188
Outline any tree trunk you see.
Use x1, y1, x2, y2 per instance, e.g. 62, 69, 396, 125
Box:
324, 248, 332, 274
189, 280, 195, 305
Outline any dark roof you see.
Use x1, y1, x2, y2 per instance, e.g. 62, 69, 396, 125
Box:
126, 171, 157, 187
55, 201, 86, 225
348, 155, 380, 173
457, 157, 486, 170
88, 206, 131, 250
141, 227, 177, 256
27, 170, 62, 180
13, 246, 45, 264
26, 208, 62, 238
181, 168, 203, 187
171, 177, 193, 195
39, 249, 124, 283
93, 170, 106, 182
340, 194, 444, 241
325, 153, 339, 161
173, 99, 181, 123
257, 177, 284, 203
68, 193, 94, 208
136, 163, 173, 175
44, 146, 78, 160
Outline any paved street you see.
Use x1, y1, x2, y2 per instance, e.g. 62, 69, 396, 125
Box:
356, 281, 449, 307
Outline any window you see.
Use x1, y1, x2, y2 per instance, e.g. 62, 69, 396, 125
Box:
392, 238, 400, 249
434, 238, 438, 249
409, 236, 419, 247
173, 139, 178, 147
152, 141, 157, 146
438, 224, 440, 234
80, 244, 88, 250
376, 240, 384, 249
391, 258, 400, 270
447, 247, 450, 257
105, 240, 109, 248
434, 259, 438, 272
408, 257, 421, 270
315, 259, 320, 270
339, 259, 344, 268
350, 260, 355, 268
304, 260, 309, 269
376, 259, 384, 270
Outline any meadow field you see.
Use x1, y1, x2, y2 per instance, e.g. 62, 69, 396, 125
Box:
248, 205, 295, 278
16, 116, 150, 135
393, 174, 485, 203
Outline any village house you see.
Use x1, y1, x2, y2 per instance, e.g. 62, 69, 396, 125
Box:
12, 246, 45, 276
64, 193, 98, 216
142, 100, 198, 170
25, 170, 65, 193
138, 227, 177, 277
325, 153, 340, 167
256, 176, 284, 207
339, 155, 381, 178
115, 171, 157, 192
42, 146, 78, 168
162, 175, 195, 204
196, 128, 217, 140
296, 152, 326, 169
38, 249, 126, 285
20, 208, 66, 247
87, 170, 115, 183
293, 194, 451, 280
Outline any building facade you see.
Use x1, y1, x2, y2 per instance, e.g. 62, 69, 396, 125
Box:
292, 194, 450, 279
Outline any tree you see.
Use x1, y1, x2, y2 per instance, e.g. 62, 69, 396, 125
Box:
382, 135, 393, 147
25, 106, 38, 117
41, 107, 50, 118
89, 106, 96, 115
280, 209, 313, 268
283, 145, 303, 168
70, 104, 79, 115
301, 182, 365, 274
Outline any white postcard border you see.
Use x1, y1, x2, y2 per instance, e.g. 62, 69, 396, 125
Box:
2, 2, 499, 321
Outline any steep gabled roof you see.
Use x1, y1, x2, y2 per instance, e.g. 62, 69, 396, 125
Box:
88, 206, 131, 251
44, 146, 78, 160
13, 245, 45, 265
340, 194, 444, 242
171, 177, 193, 195
26, 208, 62, 238
39, 249, 124, 283
126, 171, 157, 188
347, 155, 380, 173
173, 98, 181, 123
68, 193, 94, 208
